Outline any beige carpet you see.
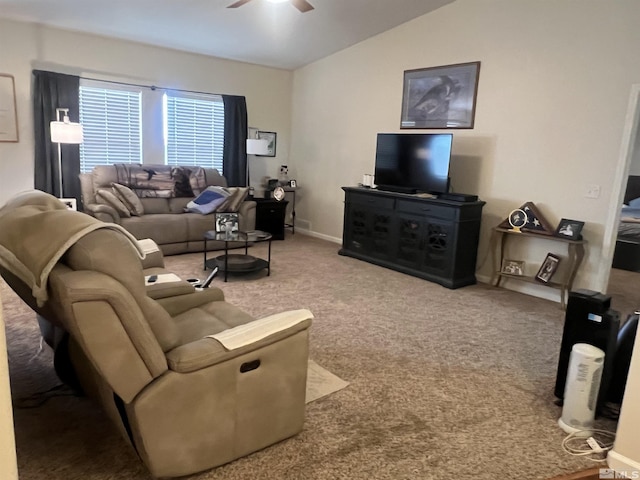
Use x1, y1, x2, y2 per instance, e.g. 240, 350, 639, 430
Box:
1, 233, 621, 480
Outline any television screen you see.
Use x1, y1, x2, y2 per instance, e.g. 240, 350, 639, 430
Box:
374, 133, 452, 194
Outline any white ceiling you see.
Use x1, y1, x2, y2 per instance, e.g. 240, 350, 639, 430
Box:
0, 0, 454, 70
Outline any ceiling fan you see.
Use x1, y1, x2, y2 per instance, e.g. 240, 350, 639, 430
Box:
227, 0, 314, 13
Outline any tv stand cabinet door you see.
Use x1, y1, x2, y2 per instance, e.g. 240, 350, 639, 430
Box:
395, 214, 454, 279
342, 192, 395, 261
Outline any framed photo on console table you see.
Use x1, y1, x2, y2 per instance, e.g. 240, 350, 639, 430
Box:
501, 259, 524, 276
400, 61, 480, 129
535, 253, 560, 283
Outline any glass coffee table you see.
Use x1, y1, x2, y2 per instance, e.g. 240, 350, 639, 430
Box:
203, 230, 272, 282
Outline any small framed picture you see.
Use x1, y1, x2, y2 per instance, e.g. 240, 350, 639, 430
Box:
215, 212, 239, 233
60, 198, 77, 211
289, 179, 297, 188
501, 259, 525, 276
555, 218, 585, 240
535, 253, 561, 283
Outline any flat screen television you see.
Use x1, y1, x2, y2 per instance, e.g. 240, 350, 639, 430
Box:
373, 133, 453, 195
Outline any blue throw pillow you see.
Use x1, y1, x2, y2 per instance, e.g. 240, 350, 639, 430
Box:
185, 187, 230, 214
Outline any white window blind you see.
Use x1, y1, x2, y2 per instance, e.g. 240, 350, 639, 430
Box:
79, 85, 142, 173
164, 93, 225, 171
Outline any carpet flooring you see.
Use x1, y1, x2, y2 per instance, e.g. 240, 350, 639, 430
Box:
1, 233, 621, 480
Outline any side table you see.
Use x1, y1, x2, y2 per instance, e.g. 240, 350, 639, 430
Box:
253, 198, 288, 240
203, 230, 272, 282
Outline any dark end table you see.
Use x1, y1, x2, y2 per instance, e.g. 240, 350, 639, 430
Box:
203, 230, 272, 282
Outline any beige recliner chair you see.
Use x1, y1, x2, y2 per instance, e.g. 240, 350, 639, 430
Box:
0, 190, 313, 478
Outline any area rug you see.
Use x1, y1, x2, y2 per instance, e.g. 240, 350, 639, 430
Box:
306, 359, 349, 403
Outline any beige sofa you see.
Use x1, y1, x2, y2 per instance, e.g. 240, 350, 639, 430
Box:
79, 164, 256, 255
0, 191, 312, 478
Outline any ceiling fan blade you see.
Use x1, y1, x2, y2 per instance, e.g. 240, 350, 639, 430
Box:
290, 0, 314, 13
227, 0, 253, 8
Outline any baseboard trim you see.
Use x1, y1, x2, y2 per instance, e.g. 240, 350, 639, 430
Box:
607, 449, 640, 477
294, 228, 342, 245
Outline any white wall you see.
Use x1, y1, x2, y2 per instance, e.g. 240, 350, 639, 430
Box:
0, 18, 294, 205
290, 0, 640, 296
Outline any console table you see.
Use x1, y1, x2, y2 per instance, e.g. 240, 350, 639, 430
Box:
490, 227, 586, 309
339, 187, 485, 288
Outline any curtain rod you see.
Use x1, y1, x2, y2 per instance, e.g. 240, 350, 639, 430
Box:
79, 74, 222, 97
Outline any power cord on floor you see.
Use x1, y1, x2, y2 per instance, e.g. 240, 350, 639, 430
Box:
561, 429, 616, 462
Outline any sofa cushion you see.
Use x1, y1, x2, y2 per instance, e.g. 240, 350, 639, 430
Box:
168, 197, 191, 214
112, 183, 145, 216
139, 198, 171, 215
96, 189, 131, 218
122, 215, 189, 245
185, 214, 216, 241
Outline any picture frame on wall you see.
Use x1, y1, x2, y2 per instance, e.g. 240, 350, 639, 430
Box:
535, 253, 560, 283
400, 61, 481, 129
257, 131, 277, 157
0, 73, 19, 143
554, 218, 585, 241
60, 198, 77, 211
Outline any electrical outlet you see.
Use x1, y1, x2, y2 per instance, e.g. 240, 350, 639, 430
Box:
585, 184, 601, 199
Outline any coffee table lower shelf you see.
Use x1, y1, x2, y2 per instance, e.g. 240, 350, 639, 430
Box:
205, 255, 270, 282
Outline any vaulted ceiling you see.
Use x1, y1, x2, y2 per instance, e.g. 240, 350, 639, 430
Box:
0, 0, 454, 70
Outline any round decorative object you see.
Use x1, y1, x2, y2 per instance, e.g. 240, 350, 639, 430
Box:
273, 186, 285, 201
508, 208, 528, 232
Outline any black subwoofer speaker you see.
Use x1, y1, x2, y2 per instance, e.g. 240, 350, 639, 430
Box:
554, 289, 620, 409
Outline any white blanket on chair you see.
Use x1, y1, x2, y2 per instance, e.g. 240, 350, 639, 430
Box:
208, 309, 313, 350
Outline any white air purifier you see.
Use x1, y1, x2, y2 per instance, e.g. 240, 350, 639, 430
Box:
558, 343, 605, 435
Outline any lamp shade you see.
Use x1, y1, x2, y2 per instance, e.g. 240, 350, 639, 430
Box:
50, 121, 84, 144
246, 138, 269, 155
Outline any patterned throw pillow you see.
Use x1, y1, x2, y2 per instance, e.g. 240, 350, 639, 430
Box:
111, 183, 145, 216
218, 187, 249, 212
95, 189, 131, 217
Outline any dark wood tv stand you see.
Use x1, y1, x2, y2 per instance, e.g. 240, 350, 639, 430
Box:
339, 187, 485, 288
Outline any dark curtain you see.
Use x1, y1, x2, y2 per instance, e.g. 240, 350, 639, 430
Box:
222, 95, 248, 187
32, 70, 81, 202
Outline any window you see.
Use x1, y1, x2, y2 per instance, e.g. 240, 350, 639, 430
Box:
79, 83, 142, 173
78, 79, 225, 174
164, 92, 225, 171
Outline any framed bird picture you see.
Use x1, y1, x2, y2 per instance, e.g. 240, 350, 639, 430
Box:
400, 62, 481, 129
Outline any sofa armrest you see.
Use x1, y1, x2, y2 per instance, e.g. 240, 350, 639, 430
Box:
165, 310, 313, 373
84, 203, 121, 224
155, 287, 226, 316
238, 200, 256, 231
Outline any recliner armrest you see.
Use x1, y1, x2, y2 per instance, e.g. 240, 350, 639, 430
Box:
165, 311, 313, 373
155, 287, 226, 316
